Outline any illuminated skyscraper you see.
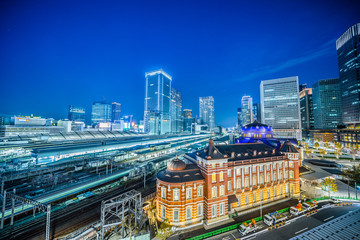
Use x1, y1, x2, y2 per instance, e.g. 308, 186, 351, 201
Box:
336, 23, 360, 124
299, 88, 314, 137
260, 76, 301, 139
183, 109, 194, 133
111, 102, 121, 122
241, 95, 253, 126
144, 69, 172, 135
68, 105, 85, 122
171, 88, 183, 133
313, 79, 342, 129
199, 96, 215, 130
252, 103, 261, 123
91, 101, 112, 125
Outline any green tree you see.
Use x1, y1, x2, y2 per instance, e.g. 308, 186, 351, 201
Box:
334, 148, 342, 160
321, 177, 337, 197
156, 218, 173, 240
343, 164, 360, 184
350, 148, 359, 161
314, 142, 320, 149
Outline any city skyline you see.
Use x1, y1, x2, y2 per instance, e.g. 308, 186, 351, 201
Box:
0, 1, 359, 127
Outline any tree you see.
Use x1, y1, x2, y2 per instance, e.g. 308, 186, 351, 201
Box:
334, 148, 342, 160
321, 177, 337, 197
343, 164, 360, 199
350, 148, 359, 161
319, 148, 326, 159
324, 142, 330, 149
156, 218, 173, 240
314, 142, 320, 150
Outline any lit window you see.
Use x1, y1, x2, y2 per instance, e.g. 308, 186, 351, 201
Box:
289, 161, 294, 167
252, 175, 257, 186
219, 172, 224, 181
212, 186, 217, 198
186, 188, 192, 200
198, 185, 203, 197
289, 170, 294, 179
220, 185, 225, 196
173, 189, 179, 201
173, 209, 179, 222
236, 168, 241, 176
212, 173, 216, 183
161, 187, 166, 199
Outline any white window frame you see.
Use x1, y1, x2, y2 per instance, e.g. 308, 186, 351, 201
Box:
186, 187, 192, 200
173, 188, 179, 201
197, 185, 203, 197
161, 187, 166, 199
219, 202, 225, 216
220, 185, 225, 196
198, 203, 203, 216
173, 208, 179, 222
212, 186, 217, 198
161, 205, 166, 219
186, 206, 192, 220
212, 204, 217, 218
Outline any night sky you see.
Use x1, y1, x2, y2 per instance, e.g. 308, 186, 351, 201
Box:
0, 0, 359, 127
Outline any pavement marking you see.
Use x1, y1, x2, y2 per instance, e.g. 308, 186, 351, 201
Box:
246, 236, 257, 240
295, 227, 308, 235
230, 233, 237, 240
323, 216, 334, 222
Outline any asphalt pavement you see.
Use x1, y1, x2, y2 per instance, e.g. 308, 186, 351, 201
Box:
208, 202, 360, 240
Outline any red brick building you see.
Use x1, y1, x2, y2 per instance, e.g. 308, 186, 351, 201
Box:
156, 139, 300, 227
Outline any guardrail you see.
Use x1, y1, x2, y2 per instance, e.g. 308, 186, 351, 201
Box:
185, 206, 290, 240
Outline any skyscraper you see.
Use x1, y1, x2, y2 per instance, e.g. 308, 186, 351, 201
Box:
336, 23, 360, 124
199, 96, 215, 130
183, 109, 195, 133
312, 79, 342, 129
144, 69, 172, 135
111, 102, 121, 122
260, 76, 301, 139
299, 88, 314, 136
171, 88, 183, 133
237, 108, 243, 130
241, 95, 253, 125
91, 101, 112, 125
252, 103, 261, 123
68, 105, 85, 122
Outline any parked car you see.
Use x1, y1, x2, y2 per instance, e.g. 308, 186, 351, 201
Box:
330, 198, 341, 204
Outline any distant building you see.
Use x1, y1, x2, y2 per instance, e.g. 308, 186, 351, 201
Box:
336, 23, 360, 124
299, 83, 307, 92
252, 103, 261, 123
260, 76, 301, 140
68, 105, 85, 122
241, 95, 253, 126
183, 109, 195, 133
312, 78, 342, 129
91, 101, 112, 126
334, 123, 360, 149
144, 69, 172, 135
111, 102, 121, 122
299, 88, 314, 137
237, 108, 243, 130
171, 88, 183, 133
199, 96, 215, 130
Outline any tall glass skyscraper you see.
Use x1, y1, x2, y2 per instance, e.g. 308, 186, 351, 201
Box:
336, 23, 360, 124
241, 95, 253, 126
91, 101, 112, 125
144, 69, 172, 135
68, 105, 85, 122
171, 88, 183, 133
199, 96, 215, 130
252, 103, 261, 123
312, 79, 342, 129
260, 76, 301, 139
111, 102, 121, 122
183, 109, 194, 133
299, 88, 314, 137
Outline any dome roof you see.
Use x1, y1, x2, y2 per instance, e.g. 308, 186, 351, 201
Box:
244, 120, 270, 129
167, 158, 186, 171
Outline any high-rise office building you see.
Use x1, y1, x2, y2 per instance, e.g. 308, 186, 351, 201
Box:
183, 109, 195, 133
111, 102, 121, 122
252, 103, 261, 123
171, 88, 183, 133
237, 108, 243, 130
91, 101, 112, 125
68, 105, 85, 122
299, 83, 307, 92
312, 79, 342, 129
241, 95, 253, 126
260, 76, 301, 139
144, 69, 172, 135
299, 88, 314, 136
199, 96, 215, 130
336, 23, 360, 124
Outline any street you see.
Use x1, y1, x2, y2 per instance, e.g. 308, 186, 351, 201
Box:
208, 203, 360, 240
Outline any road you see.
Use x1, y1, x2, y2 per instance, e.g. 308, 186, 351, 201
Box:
208, 203, 360, 240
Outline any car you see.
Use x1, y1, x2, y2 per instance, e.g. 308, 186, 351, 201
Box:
330, 198, 341, 204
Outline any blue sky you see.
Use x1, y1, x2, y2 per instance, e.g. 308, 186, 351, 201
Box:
0, 0, 359, 127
